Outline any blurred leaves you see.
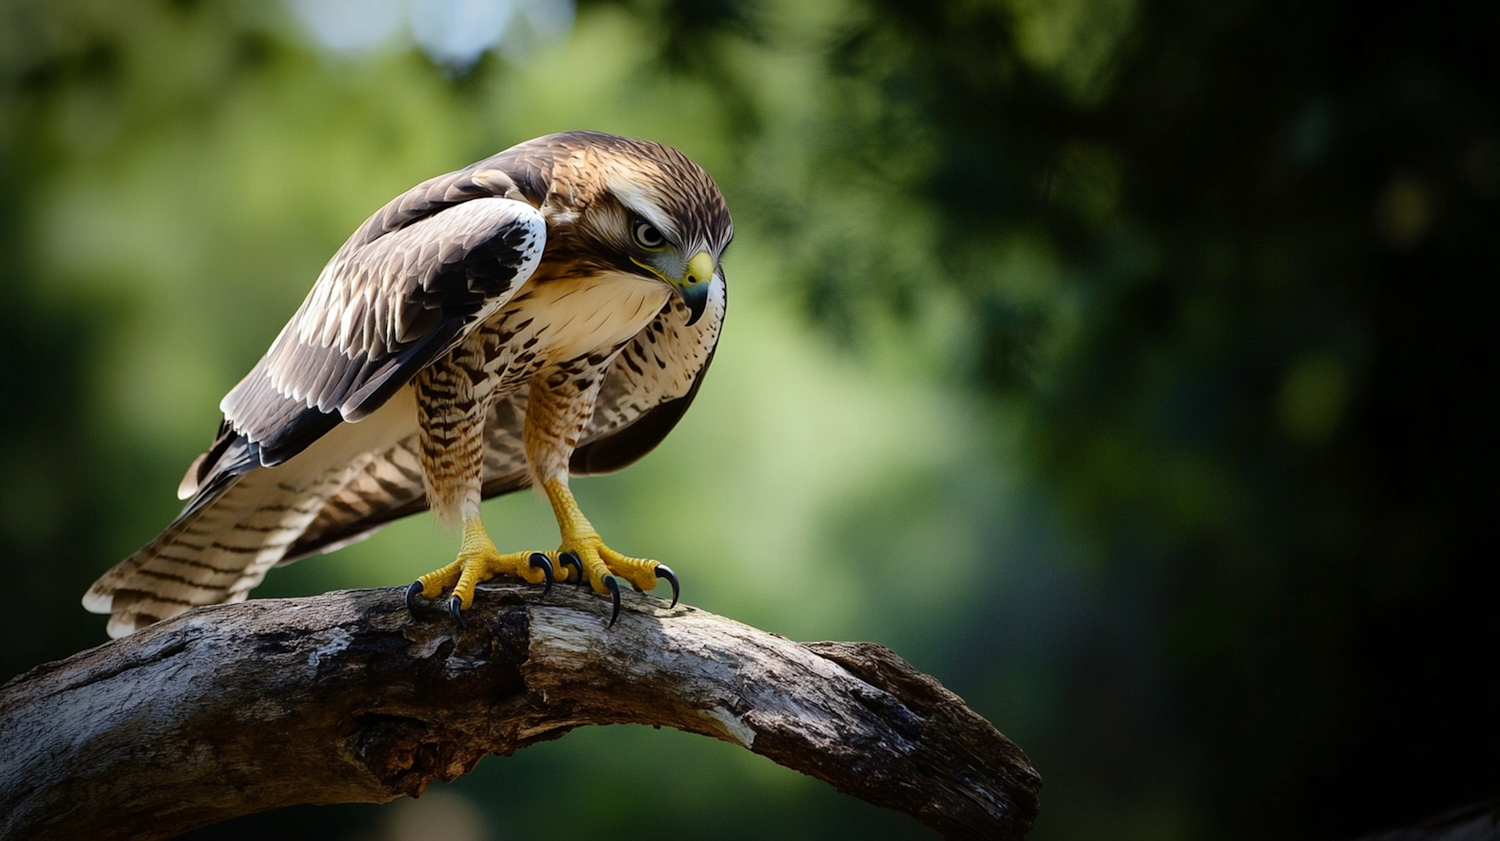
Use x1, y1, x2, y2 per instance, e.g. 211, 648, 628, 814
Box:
3, 0, 1497, 839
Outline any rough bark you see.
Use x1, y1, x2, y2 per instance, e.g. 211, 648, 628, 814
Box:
0, 583, 1041, 840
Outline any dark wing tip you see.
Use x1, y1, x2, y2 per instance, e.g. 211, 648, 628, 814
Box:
570, 371, 707, 476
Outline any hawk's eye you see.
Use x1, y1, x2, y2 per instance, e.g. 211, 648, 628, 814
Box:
632, 220, 666, 249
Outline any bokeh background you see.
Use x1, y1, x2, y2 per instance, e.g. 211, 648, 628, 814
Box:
2, 0, 1496, 839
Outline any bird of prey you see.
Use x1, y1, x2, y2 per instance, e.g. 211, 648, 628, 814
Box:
84, 131, 732, 638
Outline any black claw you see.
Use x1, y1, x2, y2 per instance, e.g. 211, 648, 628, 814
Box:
654, 565, 680, 608
603, 576, 622, 627
448, 595, 463, 623
559, 551, 584, 585
529, 552, 555, 600
405, 581, 424, 612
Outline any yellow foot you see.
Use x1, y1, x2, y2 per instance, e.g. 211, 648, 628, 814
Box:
552, 536, 680, 626
540, 477, 679, 626
406, 481, 682, 626
404, 517, 554, 619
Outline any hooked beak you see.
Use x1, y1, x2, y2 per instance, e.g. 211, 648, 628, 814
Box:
671, 251, 714, 326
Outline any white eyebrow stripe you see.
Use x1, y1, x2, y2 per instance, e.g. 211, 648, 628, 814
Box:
609, 181, 681, 242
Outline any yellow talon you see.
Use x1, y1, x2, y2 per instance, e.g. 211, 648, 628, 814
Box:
413, 517, 548, 610
542, 478, 662, 595
408, 480, 670, 620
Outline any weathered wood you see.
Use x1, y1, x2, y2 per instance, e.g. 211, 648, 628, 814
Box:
0, 583, 1041, 840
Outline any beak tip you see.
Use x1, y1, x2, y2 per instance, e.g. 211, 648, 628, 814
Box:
680, 283, 709, 326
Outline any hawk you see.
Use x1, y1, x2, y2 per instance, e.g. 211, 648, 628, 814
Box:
84, 131, 732, 638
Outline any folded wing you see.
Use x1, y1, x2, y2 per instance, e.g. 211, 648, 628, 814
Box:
85, 168, 546, 636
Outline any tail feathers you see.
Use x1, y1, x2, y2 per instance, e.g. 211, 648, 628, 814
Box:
87, 388, 547, 637
85, 466, 342, 638
278, 399, 536, 563
278, 433, 429, 563
278, 434, 532, 564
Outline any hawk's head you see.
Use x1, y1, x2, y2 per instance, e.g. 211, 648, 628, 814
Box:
508, 131, 733, 325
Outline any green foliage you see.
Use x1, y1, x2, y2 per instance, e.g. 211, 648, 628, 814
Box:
2, 0, 1496, 839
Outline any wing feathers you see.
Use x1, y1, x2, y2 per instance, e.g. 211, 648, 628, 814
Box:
571, 349, 714, 476
220, 196, 545, 468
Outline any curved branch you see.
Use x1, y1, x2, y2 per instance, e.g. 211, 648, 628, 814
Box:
0, 583, 1041, 840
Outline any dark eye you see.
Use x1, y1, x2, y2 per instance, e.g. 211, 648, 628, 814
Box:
633, 220, 666, 249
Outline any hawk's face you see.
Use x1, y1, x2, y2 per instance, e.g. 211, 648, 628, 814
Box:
525, 132, 733, 325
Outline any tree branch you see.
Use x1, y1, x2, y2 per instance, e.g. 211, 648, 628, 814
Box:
0, 583, 1041, 840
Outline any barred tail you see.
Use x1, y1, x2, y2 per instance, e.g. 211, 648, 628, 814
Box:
83, 467, 333, 638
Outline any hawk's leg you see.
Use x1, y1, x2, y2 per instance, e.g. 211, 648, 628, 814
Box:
408, 340, 557, 616
524, 371, 678, 623
408, 363, 679, 623
541, 476, 678, 611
